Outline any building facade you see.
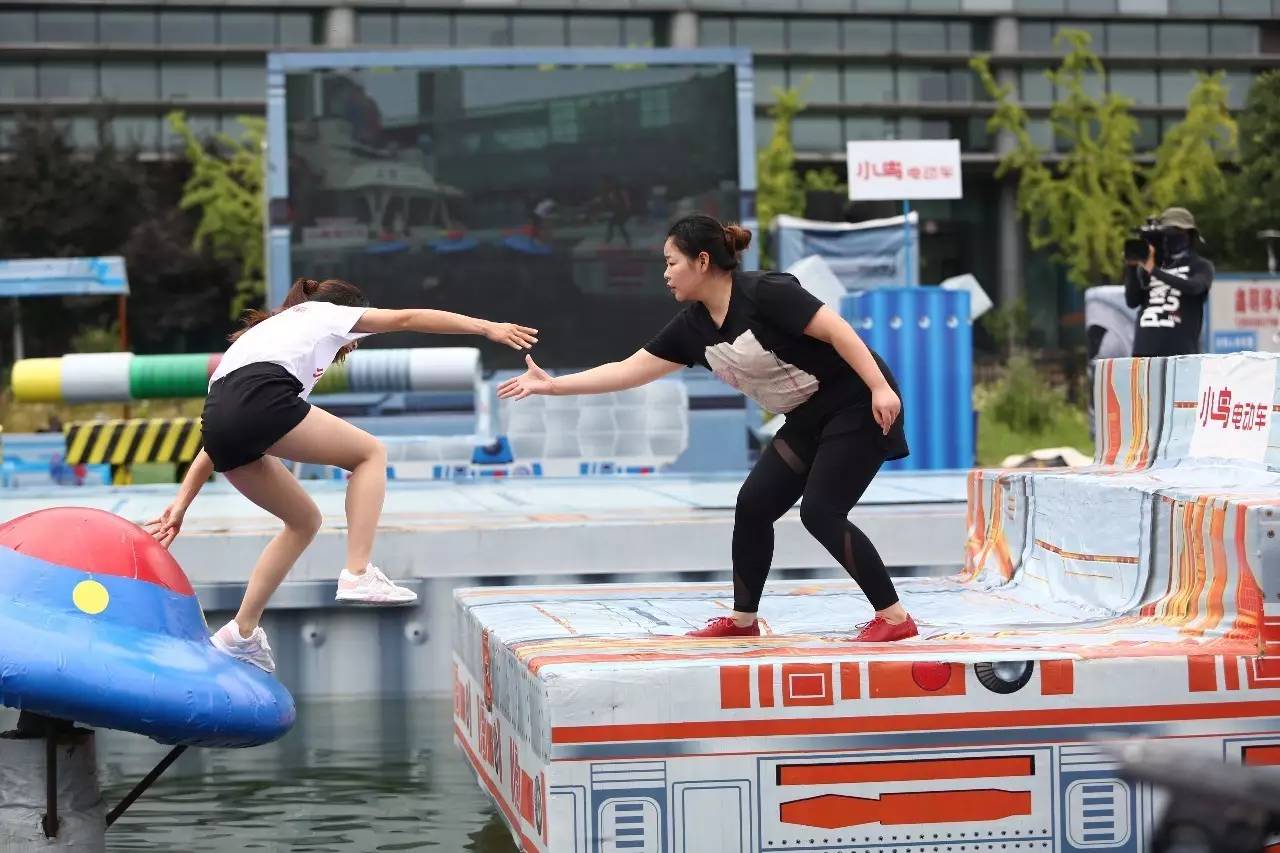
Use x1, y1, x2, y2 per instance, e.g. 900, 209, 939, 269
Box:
1, 0, 1278, 344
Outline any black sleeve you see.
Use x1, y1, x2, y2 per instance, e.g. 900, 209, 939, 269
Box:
1123, 264, 1147, 309
755, 271, 825, 337
643, 310, 700, 368
1151, 256, 1213, 297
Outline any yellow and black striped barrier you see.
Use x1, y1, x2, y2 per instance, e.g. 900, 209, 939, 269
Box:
64, 418, 202, 485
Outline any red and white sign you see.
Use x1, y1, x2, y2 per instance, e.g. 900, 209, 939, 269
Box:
847, 139, 963, 201
1189, 356, 1277, 462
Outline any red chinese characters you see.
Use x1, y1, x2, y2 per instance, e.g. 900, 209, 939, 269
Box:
854, 160, 956, 181
1199, 386, 1270, 432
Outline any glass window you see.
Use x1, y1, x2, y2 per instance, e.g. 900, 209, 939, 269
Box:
39, 62, 96, 98
755, 117, 775, 147
624, 17, 655, 46
164, 114, 219, 149
897, 115, 950, 139
1222, 70, 1254, 109
897, 66, 951, 101
37, 11, 96, 43
896, 19, 948, 52
966, 115, 993, 150
512, 15, 565, 46
948, 21, 973, 52
911, 0, 961, 9
791, 64, 840, 101
1109, 69, 1157, 104
398, 14, 451, 46
1055, 21, 1104, 53
0, 64, 37, 99
1221, 0, 1258, 12
0, 119, 15, 149
843, 65, 896, 101
754, 65, 787, 103
842, 19, 893, 53
951, 68, 976, 100
1027, 117, 1054, 149
161, 11, 217, 45
357, 12, 394, 45
735, 18, 786, 50
1160, 23, 1208, 54
220, 12, 274, 45
279, 13, 315, 45
1134, 116, 1159, 151
858, 0, 910, 9
101, 62, 159, 100
61, 117, 99, 149
0, 11, 37, 41
109, 116, 159, 150
1066, 0, 1116, 10
1021, 66, 1054, 102
220, 63, 265, 100
700, 18, 732, 45
1211, 24, 1257, 55
791, 115, 843, 150
1169, 0, 1219, 11
100, 12, 156, 44
1159, 68, 1197, 105
455, 15, 510, 47
789, 18, 840, 52
217, 115, 248, 141
846, 115, 894, 139
1017, 0, 1065, 10
1105, 22, 1156, 54
569, 16, 621, 46
1020, 21, 1054, 52
161, 62, 217, 100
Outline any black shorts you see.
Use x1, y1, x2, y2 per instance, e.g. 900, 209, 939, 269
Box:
202, 363, 310, 473
775, 401, 910, 465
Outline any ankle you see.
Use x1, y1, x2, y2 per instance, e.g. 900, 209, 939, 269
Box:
344, 564, 368, 576
233, 619, 257, 639
731, 611, 757, 628
877, 605, 908, 625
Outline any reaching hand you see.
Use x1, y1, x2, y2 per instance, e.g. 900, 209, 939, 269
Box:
497, 355, 555, 400
871, 385, 901, 436
484, 321, 539, 351
143, 502, 186, 549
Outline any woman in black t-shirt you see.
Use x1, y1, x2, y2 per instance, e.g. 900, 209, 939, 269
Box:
499, 214, 918, 642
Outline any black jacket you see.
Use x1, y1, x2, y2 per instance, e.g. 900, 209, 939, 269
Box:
1124, 251, 1213, 357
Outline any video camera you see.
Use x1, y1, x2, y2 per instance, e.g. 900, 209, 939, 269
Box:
1124, 216, 1164, 266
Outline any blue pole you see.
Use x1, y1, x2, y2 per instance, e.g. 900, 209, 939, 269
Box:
902, 199, 912, 286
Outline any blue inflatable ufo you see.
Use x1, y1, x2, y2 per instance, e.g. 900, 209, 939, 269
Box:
0, 507, 294, 748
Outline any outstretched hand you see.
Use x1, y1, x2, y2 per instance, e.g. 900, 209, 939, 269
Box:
497, 355, 555, 400
142, 502, 186, 549
484, 321, 539, 351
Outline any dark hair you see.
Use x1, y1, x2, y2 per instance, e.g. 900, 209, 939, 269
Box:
229, 277, 369, 344
667, 214, 752, 272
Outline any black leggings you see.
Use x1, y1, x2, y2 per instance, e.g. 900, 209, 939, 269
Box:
732, 427, 899, 614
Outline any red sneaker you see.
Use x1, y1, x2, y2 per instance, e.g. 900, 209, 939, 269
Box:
687, 616, 761, 638
853, 614, 919, 642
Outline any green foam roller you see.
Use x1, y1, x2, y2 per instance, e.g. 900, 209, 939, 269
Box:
130, 354, 216, 399
313, 361, 350, 395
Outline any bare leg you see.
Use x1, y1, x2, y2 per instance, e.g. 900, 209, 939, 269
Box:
222, 457, 323, 635
266, 405, 387, 574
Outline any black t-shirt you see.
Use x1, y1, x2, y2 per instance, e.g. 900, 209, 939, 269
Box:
644, 269, 908, 461
1124, 252, 1213, 357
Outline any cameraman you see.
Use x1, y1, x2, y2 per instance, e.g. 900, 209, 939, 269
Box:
1124, 207, 1214, 357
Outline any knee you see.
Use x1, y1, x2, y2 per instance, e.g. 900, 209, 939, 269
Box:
367, 440, 387, 466
291, 505, 323, 540
735, 485, 771, 525
799, 500, 839, 537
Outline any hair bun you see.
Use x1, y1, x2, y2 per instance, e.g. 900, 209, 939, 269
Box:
302, 278, 319, 295
723, 224, 752, 253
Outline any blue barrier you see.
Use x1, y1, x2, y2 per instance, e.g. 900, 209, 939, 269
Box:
841, 287, 974, 471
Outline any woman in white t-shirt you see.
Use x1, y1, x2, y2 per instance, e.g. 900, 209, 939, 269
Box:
145, 277, 537, 672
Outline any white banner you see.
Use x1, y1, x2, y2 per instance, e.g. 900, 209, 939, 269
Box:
1187, 355, 1277, 463
846, 139, 963, 201
1207, 277, 1280, 353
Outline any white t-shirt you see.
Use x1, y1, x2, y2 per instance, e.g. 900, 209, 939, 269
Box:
210, 301, 371, 399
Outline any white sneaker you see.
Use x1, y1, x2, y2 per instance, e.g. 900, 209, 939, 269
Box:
211, 620, 276, 673
335, 564, 418, 605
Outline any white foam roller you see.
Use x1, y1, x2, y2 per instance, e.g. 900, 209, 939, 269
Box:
61, 352, 133, 402
407, 347, 481, 392
347, 349, 411, 392
646, 380, 688, 407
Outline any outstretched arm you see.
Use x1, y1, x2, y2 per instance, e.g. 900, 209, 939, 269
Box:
497, 350, 683, 400
353, 308, 538, 351
143, 449, 214, 548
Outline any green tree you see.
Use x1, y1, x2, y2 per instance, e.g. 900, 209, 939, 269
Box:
755, 86, 807, 268
1210, 71, 1280, 270
168, 111, 266, 318
971, 30, 1236, 288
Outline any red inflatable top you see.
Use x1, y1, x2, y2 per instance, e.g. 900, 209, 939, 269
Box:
0, 507, 194, 596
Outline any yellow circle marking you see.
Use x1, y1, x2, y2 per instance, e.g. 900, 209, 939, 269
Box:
72, 580, 109, 615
